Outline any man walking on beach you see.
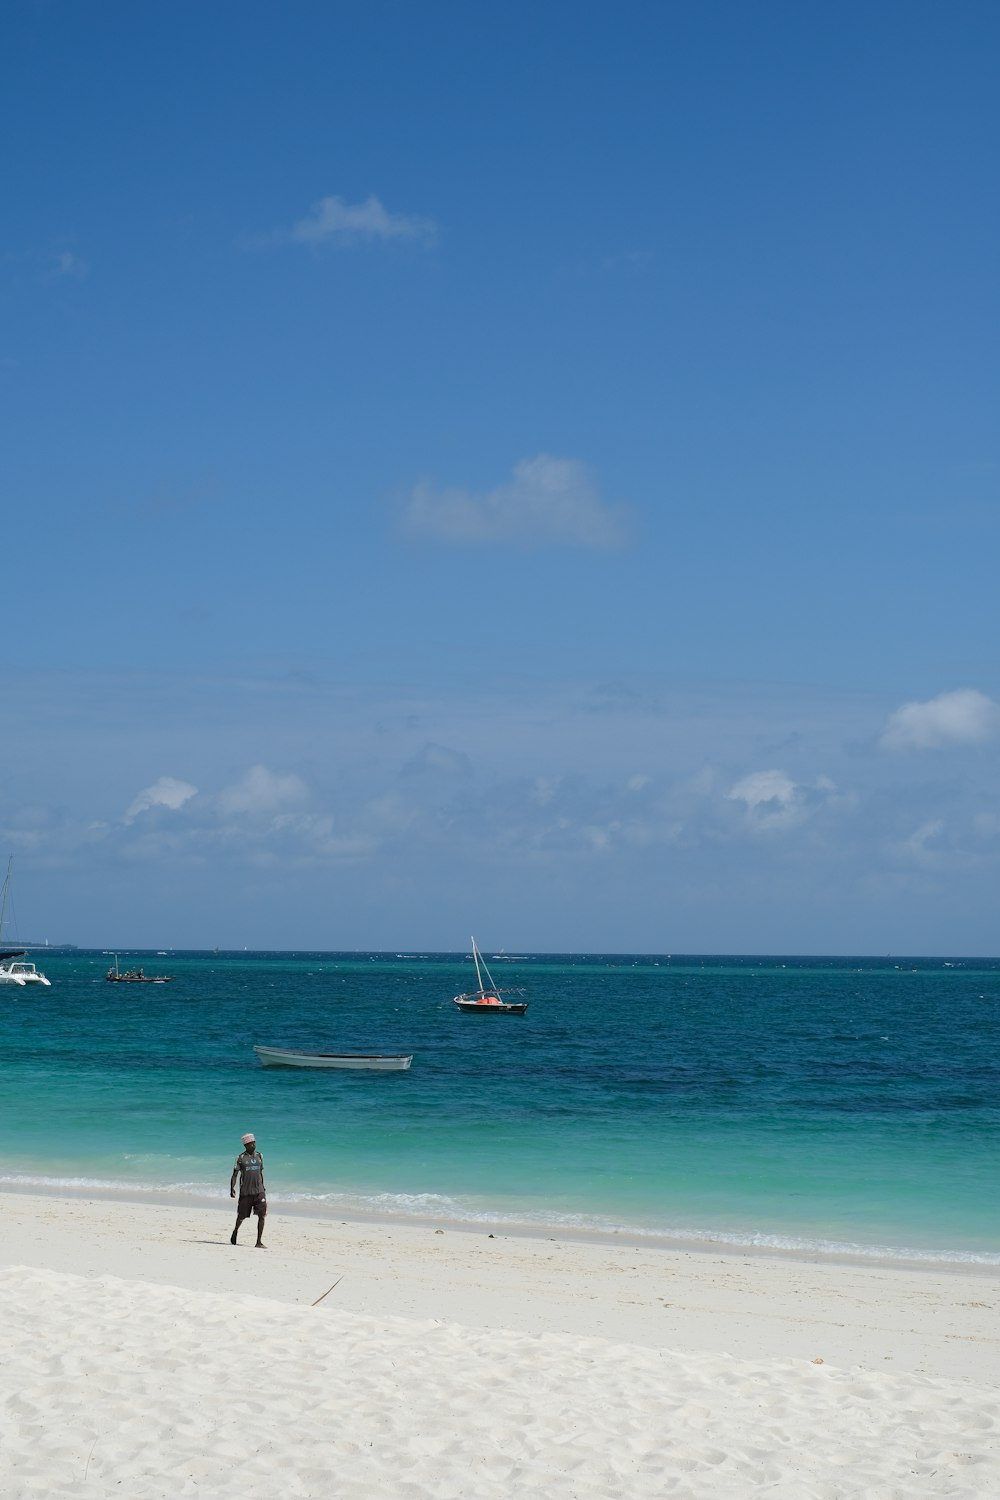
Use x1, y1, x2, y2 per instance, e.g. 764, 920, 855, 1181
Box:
230, 1132, 266, 1248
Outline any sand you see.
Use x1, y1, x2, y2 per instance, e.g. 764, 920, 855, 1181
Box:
0, 1190, 997, 1497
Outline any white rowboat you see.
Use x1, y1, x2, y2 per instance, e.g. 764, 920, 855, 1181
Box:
254, 1045, 412, 1071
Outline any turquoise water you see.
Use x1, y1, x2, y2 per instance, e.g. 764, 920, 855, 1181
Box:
2, 951, 998, 1262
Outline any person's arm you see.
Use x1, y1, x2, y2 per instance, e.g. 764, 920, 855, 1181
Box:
258, 1153, 265, 1193
230, 1158, 240, 1198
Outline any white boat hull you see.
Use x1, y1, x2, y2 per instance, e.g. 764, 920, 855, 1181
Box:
0, 964, 49, 986
254, 1046, 412, 1071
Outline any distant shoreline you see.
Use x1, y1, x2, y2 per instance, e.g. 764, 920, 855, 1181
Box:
6, 943, 78, 951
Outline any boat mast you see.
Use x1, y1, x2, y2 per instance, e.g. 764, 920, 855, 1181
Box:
0, 856, 12, 944
472, 938, 500, 997
471, 936, 484, 994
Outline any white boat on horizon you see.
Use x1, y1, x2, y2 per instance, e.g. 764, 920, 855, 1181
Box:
254, 1045, 413, 1071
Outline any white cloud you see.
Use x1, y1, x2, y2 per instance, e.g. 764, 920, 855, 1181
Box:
261, 193, 437, 249
124, 776, 198, 823
725, 769, 844, 833
399, 455, 631, 549
878, 689, 1000, 751
49, 251, 89, 280
217, 766, 308, 817
897, 818, 945, 864
728, 769, 799, 813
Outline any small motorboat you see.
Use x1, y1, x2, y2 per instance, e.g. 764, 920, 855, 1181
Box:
453, 938, 528, 1013
253, 1045, 413, 1071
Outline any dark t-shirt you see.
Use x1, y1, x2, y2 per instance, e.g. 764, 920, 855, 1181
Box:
234, 1150, 265, 1197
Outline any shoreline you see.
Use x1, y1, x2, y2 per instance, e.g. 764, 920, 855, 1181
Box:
2, 1176, 997, 1273
2, 1187, 997, 1383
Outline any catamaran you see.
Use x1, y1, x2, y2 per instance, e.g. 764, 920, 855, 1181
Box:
0, 958, 51, 987
453, 938, 528, 1013
0, 856, 51, 987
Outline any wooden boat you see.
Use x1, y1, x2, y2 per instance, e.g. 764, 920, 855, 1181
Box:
453, 938, 528, 1013
105, 954, 174, 983
253, 1045, 413, 1070
106, 972, 174, 983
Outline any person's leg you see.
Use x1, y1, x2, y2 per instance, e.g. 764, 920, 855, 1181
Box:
255, 1199, 266, 1248
231, 1202, 249, 1244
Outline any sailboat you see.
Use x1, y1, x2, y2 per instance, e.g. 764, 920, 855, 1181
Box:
0, 856, 51, 987
453, 938, 528, 1014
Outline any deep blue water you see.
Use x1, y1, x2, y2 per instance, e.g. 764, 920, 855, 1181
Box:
2, 950, 998, 1262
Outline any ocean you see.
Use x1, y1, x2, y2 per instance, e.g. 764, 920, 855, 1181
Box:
2, 950, 998, 1264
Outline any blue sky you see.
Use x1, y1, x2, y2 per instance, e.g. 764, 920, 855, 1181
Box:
3, 1, 998, 952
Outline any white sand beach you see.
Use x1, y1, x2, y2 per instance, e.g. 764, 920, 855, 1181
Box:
0, 1191, 997, 1497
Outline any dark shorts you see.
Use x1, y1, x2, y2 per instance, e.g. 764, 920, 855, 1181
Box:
237, 1193, 266, 1218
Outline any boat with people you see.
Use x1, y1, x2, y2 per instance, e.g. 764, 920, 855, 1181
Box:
453, 938, 528, 1013
105, 954, 174, 983
0, 857, 51, 987
253, 1045, 412, 1070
